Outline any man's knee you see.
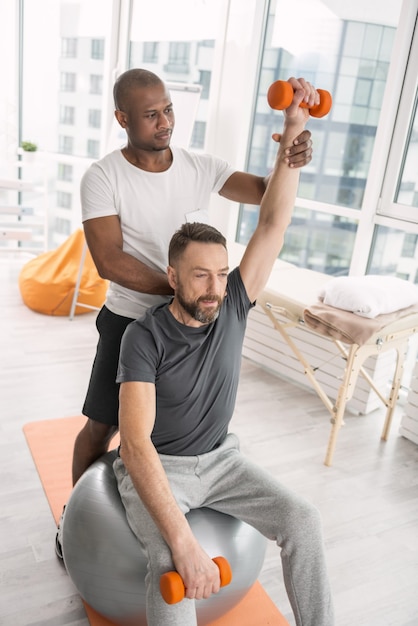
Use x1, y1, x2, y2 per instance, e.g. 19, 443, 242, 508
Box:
291, 498, 324, 545
279, 495, 323, 540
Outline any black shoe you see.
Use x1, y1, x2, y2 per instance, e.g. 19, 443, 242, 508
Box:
55, 505, 65, 561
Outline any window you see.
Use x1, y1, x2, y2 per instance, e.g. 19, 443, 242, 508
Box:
143, 42, 159, 63
54, 217, 72, 236
197, 70, 211, 100
381, 87, 418, 219
198, 40, 215, 49
57, 191, 72, 209
129, 0, 224, 151
61, 38, 77, 58
401, 233, 418, 258
371, 10, 418, 281
57, 163, 73, 182
58, 135, 74, 155
59, 105, 75, 125
88, 109, 102, 128
89, 75, 103, 95
368, 225, 418, 283
91, 38, 105, 60
237, 0, 404, 276
60, 72, 76, 92
87, 139, 100, 159
397, 97, 418, 209
9, 0, 416, 266
191, 121, 206, 150
164, 42, 191, 73
9, 0, 112, 250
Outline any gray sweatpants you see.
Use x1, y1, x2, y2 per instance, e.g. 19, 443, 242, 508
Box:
113, 433, 334, 626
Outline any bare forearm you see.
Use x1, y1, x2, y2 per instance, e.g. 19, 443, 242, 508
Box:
84, 216, 173, 295
240, 120, 307, 302
258, 120, 305, 230
121, 441, 219, 597
97, 249, 173, 295
118, 380, 221, 596
120, 443, 192, 552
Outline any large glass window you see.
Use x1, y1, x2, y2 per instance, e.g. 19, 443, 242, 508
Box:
237, 0, 403, 276
371, 11, 418, 281
2, 0, 416, 266
2, 0, 225, 251
15, 0, 114, 248
380, 28, 418, 226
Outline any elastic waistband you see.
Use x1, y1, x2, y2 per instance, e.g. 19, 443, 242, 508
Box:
158, 432, 239, 463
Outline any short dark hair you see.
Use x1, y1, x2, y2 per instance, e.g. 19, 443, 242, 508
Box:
113, 68, 163, 110
168, 222, 227, 266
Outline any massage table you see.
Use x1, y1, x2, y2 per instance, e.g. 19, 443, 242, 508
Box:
228, 243, 418, 466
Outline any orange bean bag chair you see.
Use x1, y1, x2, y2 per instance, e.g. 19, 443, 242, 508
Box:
19, 229, 108, 316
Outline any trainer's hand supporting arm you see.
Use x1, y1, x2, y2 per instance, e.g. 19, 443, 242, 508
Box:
239, 77, 316, 303
84, 216, 173, 295
219, 128, 312, 206
119, 382, 220, 600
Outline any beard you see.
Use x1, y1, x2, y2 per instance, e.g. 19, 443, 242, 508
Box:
176, 289, 224, 324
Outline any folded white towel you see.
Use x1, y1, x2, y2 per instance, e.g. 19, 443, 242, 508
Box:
318, 275, 418, 318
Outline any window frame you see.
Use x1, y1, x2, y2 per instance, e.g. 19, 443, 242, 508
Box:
378, 13, 418, 224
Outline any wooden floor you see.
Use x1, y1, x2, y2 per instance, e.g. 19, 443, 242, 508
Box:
1, 254, 418, 626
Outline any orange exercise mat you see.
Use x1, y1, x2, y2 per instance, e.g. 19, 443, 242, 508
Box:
23, 415, 290, 626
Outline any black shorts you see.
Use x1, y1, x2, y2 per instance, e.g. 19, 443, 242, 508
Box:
82, 306, 135, 426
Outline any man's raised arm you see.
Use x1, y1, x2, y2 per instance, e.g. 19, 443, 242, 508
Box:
239, 77, 318, 303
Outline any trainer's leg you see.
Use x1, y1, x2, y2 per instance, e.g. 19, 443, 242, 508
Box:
72, 419, 118, 485
73, 306, 133, 484
201, 435, 334, 626
114, 456, 198, 626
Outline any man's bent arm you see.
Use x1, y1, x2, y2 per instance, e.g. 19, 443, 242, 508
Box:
119, 381, 220, 599
84, 216, 173, 295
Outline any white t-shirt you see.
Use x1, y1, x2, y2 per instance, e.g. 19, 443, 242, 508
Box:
81, 147, 236, 319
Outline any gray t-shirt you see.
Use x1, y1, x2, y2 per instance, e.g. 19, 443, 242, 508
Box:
117, 268, 253, 455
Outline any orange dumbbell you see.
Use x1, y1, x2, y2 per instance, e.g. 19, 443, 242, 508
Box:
267, 80, 332, 118
160, 556, 232, 605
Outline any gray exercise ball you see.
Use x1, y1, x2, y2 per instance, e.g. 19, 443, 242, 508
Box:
62, 450, 266, 626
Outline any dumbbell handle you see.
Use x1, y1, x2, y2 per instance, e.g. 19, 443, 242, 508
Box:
267, 80, 332, 118
160, 556, 232, 605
